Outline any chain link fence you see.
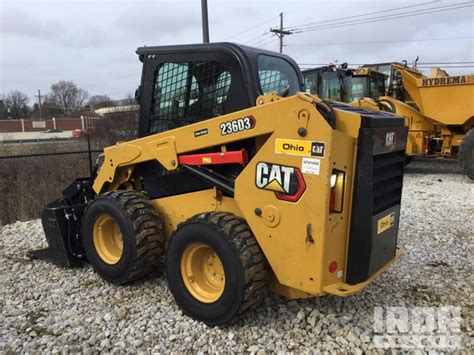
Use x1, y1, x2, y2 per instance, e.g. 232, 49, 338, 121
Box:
0, 150, 101, 225
0, 111, 139, 226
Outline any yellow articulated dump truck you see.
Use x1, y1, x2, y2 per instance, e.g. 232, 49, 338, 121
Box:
362, 63, 474, 178
30, 43, 408, 325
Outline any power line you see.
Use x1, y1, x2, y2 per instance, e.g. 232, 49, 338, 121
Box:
417, 65, 474, 68
415, 61, 474, 65
290, 2, 473, 33
287, 36, 474, 47
289, 2, 471, 31
298, 61, 474, 65
256, 36, 278, 49
244, 31, 271, 45
286, 1, 439, 29
252, 33, 276, 47
224, 15, 279, 41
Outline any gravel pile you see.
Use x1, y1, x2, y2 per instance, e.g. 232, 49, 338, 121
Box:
1, 159, 472, 353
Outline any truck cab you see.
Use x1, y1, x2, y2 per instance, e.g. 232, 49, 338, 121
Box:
303, 65, 387, 103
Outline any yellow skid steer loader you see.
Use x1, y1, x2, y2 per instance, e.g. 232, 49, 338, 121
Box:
31, 43, 408, 325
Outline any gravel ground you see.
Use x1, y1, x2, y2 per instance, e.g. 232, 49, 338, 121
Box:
1, 158, 473, 353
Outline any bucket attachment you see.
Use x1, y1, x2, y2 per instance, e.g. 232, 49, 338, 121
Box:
29, 178, 93, 267
29, 201, 86, 267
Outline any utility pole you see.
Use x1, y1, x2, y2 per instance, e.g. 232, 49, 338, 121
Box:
34, 89, 43, 120
201, 0, 210, 43
270, 12, 294, 53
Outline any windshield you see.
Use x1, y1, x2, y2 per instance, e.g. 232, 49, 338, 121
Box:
258, 55, 300, 96
321, 71, 343, 100
377, 65, 392, 88
369, 74, 386, 99
304, 72, 319, 94
346, 77, 368, 102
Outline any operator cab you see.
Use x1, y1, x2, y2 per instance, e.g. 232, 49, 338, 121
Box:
303, 66, 387, 103
136, 43, 303, 138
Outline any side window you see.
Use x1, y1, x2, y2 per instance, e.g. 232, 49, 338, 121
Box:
304, 72, 319, 94
216, 71, 231, 104
149, 61, 232, 134
321, 72, 341, 100
258, 55, 300, 96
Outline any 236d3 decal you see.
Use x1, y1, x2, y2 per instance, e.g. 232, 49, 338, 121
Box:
255, 162, 306, 202
220, 116, 255, 136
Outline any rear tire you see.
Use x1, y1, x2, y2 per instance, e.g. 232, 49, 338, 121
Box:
166, 212, 268, 325
83, 191, 164, 284
459, 128, 474, 180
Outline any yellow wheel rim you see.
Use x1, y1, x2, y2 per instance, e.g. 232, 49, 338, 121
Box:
180, 243, 225, 303
92, 214, 123, 265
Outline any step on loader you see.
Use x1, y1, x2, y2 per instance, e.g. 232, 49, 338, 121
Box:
30, 43, 408, 325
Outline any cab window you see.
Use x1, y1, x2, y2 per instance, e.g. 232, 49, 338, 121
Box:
304, 72, 319, 94
149, 61, 232, 134
258, 55, 299, 96
321, 71, 342, 100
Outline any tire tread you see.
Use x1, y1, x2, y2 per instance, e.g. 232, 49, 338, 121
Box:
87, 190, 164, 284
175, 211, 268, 320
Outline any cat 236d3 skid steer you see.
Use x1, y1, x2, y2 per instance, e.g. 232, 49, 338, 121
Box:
31, 43, 408, 325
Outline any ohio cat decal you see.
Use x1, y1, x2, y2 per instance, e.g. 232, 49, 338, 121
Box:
255, 162, 306, 202
275, 138, 325, 158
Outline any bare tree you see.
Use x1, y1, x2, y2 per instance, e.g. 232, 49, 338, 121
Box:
2, 90, 30, 119
48, 81, 89, 116
118, 92, 138, 106
87, 94, 114, 109
94, 111, 138, 146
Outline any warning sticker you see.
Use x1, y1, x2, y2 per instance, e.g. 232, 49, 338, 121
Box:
377, 212, 395, 235
301, 157, 320, 175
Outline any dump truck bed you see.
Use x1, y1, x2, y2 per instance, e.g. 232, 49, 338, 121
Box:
396, 65, 474, 126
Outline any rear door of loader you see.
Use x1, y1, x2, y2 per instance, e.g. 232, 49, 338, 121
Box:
341, 106, 408, 285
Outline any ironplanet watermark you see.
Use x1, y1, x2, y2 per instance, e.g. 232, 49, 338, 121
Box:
373, 306, 464, 351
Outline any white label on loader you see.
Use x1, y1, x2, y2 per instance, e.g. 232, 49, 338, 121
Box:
301, 157, 320, 175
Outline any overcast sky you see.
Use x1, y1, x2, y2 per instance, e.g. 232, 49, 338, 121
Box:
1, 0, 473, 103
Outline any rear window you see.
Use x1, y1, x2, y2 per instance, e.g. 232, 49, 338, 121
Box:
258, 55, 300, 96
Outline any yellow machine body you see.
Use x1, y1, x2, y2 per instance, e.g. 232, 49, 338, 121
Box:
353, 96, 438, 156
393, 64, 474, 127
91, 93, 403, 299
353, 64, 474, 162
29, 43, 410, 324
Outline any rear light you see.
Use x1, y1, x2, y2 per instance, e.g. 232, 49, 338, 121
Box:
329, 170, 345, 213
329, 261, 338, 273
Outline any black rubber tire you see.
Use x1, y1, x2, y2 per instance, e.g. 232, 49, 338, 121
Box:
166, 212, 268, 325
459, 128, 474, 180
83, 191, 164, 284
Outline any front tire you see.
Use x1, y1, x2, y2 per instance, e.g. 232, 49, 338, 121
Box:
166, 212, 268, 325
459, 128, 474, 180
83, 191, 165, 284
